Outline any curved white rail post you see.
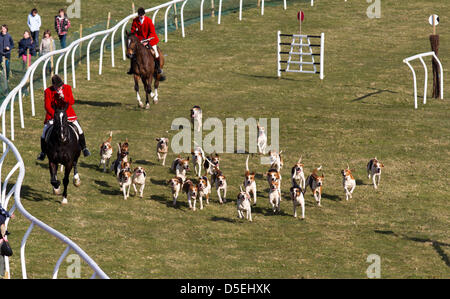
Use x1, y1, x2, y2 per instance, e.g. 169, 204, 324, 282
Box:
55, 53, 65, 75
239, 0, 243, 21
86, 37, 96, 81
99, 33, 110, 75
121, 21, 129, 61
261, 0, 265, 15
218, 0, 223, 24
153, 9, 160, 25
403, 51, 444, 109
277, 31, 281, 77
320, 32, 325, 80
71, 44, 80, 88
284, 0, 287, 10
181, 0, 189, 37
200, 0, 205, 30
165, 6, 172, 42
42, 57, 51, 90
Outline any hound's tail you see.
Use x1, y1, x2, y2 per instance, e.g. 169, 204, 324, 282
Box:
107, 131, 113, 143
245, 155, 250, 172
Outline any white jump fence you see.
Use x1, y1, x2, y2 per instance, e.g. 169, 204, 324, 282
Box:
277, 31, 324, 79
0, 0, 291, 279
403, 51, 444, 109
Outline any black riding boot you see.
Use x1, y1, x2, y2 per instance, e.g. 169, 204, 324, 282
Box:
79, 133, 91, 157
37, 137, 46, 161
155, 58, 162, 74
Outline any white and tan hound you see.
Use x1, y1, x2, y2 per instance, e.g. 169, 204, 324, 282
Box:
237, 186, 253, 222
99, 131, 113, 172
132, 166, 147, 198
155, 137, 169, 166
168, 177, 183, 206
367, 158, 384, 189
191, 147, 204, 177
182, 179, 199, 211
171, 156, 190, 182
291, 156, 305, 189
305, 166, 324, 207
190, 106, 202, 132
268, 180, 281, 213
118, 161, 132, 200
257, 122, 267, 155
212, 166, 227, 204
290, 186, 305, 219
342, 166, 356, 201
197, 176, 211, 210
243, 155, 257, 205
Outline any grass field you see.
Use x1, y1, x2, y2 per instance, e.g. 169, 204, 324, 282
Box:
2, 0, 449, 278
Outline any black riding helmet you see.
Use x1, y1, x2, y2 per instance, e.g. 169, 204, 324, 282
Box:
137, 7, 145, 16
51, 75, 64, 88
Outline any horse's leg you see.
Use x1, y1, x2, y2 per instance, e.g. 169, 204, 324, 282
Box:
134, 74, 144, 108
152, 72, 159, 103
73, 157, 81, 187
49, 161, 61, 195
143, 76, 151, 109
62, 162, 73, 204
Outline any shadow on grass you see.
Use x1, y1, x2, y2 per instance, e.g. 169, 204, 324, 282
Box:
150, 178, 166, 186
79, 162, 101, 171
77, 99, 122, 107
135, 159, 156, 166
20, 183, 51, 202
356, 179, 371, 186
252, 205, 288, 217
351, 88, 398, 102
374, 230, 450, 268
150, 194, 187, 211
231, 71, 299, 81
322, 193, 340, 201
94, 180, 111, 188
210, 216, 236, 223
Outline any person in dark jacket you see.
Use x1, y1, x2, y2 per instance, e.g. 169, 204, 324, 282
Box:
18, 30, 36, 68
0, 207, 13, 279
54, 9, 71, 49
0, 25, 14, 80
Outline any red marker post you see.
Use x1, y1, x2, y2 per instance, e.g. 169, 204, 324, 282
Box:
297, 11, 304, 35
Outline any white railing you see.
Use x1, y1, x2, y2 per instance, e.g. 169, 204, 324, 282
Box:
0, 0, 290, 279
0, 134, 109, 279
403, 51, 444, 109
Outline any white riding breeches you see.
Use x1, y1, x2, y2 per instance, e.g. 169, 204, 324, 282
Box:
152, 45, 159, 58
41, 120, 83, 138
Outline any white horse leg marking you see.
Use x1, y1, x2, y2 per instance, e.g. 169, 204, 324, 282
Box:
153, 89, 158, 103
137, 92, 144, 107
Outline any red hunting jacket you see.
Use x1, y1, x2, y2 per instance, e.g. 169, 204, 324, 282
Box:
131, 16, 159, 46
44, 84, 77, 124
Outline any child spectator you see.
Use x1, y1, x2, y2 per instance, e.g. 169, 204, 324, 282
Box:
27, 8, 41, 49
0, 25, 14, 80
18, 30, 36, 68
40, 30, 56, 74
54, 9, 71, 49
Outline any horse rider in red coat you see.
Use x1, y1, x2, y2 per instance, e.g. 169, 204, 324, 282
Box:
127, 7, 162, 75
37, 75, 91, 161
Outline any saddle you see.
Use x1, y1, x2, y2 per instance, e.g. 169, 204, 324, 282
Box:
45, 123, 79, 143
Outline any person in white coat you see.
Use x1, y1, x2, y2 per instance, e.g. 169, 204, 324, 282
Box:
27, 8, 41, 50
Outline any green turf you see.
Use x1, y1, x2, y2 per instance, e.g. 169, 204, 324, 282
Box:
2, 0, 449, 278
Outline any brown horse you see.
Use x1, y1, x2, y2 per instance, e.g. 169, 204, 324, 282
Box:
126, 31, 165, 108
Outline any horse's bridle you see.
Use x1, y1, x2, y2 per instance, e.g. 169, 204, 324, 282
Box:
127, 36, 155, 59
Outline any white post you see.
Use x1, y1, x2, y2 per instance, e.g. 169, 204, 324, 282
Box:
121, 21, 128, 61
153, 9, 159, 25
320, 32, 324, 80
52, 245, 71, 279
99, 34, 110, 75
418, 56, 427, 104
239, 0, 243, 21
165, 6, 172, 42
29, 66, 37, 117
404, 61, 418, 109
42, 57, 51, 90
10, 93, 14, 141
20, 222, 34, 279
87, 37, 96, 80
283, 0, 287, 10
181, 0, 188, 37
63, 47, 71, 84
218, 0, 222, 24
111, 29, 117, 67
200, 0, 205, 30
55, 53, 65, 75
18, 89, 24, 129
277, 31, 281, 77
261, 0, 264, 15
71, 44, 79, 88
311, 0, 314, 6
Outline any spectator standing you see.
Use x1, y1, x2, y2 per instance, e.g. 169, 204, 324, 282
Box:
0, 25, 14, 80
27, 8, 41, 50
18, 30, 36, 68
40, 30, 56, 74
54, 9, 71, 49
